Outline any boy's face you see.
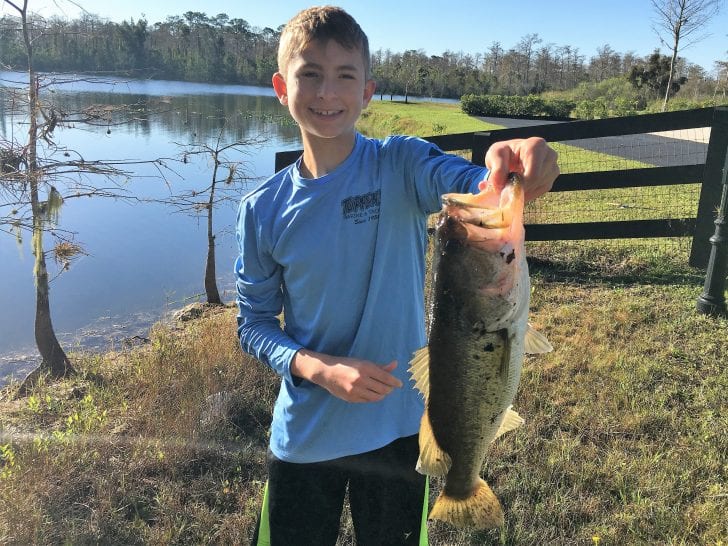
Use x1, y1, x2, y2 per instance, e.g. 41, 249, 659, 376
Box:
273, 39, 376, 145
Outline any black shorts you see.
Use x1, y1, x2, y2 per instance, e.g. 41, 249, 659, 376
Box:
252, 434, 428, 546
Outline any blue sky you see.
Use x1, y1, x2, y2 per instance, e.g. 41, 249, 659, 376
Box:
8, 0, 728, 72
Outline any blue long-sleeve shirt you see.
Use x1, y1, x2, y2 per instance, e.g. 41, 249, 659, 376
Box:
235, 133, 488, 463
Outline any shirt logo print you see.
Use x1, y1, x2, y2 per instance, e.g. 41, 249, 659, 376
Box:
341, 190, 381, 224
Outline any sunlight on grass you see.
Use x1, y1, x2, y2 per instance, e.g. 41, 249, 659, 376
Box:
359, 100, 500, 138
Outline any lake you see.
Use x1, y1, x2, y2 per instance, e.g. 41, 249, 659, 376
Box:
0, 72, 460, 384
0, 72, 305, 384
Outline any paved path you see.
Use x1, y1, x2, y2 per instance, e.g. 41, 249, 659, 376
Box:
477, 117, 709, 167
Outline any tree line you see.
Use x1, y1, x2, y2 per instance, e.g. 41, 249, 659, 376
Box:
0, 10, 725, 101
0, 11, 279, 85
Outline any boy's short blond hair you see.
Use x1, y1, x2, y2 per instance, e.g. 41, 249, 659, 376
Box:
277, 6, 371, 79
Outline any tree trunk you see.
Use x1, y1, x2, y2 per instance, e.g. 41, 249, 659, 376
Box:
662, 42, 679, 112
204, 155, 222, 304
33, 231, 72, 377
15, 3, 73, 396
661, 1, 685, 112
205, 233, 221, 304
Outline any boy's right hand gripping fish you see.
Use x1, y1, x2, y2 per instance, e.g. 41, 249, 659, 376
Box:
409, 173, 552, 529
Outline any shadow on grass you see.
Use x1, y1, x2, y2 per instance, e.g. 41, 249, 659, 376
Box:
527, 255, 706, 287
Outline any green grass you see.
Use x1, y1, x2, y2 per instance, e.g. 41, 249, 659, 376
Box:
359, 100, 500, 136
1, 102, 726, 545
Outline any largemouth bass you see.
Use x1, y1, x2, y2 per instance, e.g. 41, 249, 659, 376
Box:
409, 172, 552, 529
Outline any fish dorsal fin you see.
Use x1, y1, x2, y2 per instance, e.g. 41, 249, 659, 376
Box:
409, 346, 430, 402
492, 406, 524, 442
524, 323, 553, 354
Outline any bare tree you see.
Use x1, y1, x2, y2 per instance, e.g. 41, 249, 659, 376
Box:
2, 0, 73, 390
515, 33, 542, 93
485, 42, 503, 80
715, 43, 728, 99
157, 121, 263, 305
1, 0, 167, 394
589, 44, 623, 82
393, 50, 427, 103
651, 0, 724, 111
533, 44, 555, 94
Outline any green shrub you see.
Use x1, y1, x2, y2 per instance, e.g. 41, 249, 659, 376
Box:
644, 96, 728, 113
461, 93, 575, 118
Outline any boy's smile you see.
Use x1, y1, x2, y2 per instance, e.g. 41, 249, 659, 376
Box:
273, 39, 376, 174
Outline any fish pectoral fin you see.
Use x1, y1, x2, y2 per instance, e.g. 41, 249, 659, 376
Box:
408, 346, 431, 401
429, 478, 504, 529
492, 406, 524, 442
416, 408, 451, 477
524, 323, 553, 354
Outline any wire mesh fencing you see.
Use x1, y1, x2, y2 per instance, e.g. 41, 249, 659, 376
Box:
525, 126, 711, 268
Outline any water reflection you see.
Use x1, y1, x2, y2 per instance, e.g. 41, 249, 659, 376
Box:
0, 72, 301, 383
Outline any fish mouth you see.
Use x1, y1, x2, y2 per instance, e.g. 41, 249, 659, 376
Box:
442, 174, 524, 230
442, 198, 512, 229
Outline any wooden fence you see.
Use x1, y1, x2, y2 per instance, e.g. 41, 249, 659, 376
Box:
275, 106, 728, 272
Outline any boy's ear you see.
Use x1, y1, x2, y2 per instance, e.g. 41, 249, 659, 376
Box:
272, 72, 288, 105
363, 79, 376, 107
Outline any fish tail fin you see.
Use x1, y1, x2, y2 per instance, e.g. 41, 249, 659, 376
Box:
429, 479, 504, 529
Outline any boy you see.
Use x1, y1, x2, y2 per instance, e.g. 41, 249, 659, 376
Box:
235, 6, 559, 545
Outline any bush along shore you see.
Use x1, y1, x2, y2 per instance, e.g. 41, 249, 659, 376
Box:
461, 91, 726, 121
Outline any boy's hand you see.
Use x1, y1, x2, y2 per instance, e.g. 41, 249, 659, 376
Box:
292, 350, 403, 403
481, 137, 559, 202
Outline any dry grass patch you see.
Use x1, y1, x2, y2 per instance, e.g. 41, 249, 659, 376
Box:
0, 304, 276, 545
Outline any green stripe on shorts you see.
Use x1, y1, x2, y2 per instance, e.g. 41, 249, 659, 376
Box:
255, 481, 271, 546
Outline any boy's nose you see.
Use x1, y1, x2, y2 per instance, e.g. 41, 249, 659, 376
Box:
316, 78, 338, 99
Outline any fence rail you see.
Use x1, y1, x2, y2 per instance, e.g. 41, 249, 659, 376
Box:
466, 107, 727, 270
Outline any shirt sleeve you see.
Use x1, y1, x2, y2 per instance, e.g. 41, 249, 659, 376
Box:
235, 197, 302, 386
395, 136, 489, 214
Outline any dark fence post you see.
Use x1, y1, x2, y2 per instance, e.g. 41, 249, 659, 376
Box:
691, 107, 728, 267
275, 150, 302, 173
696, 141, 728, 316
472, 132, 494, 166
